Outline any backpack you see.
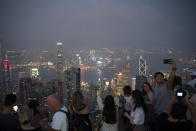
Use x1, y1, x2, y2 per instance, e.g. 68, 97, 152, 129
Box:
71, 113, 92, 131
59, 108, 92, 131
58, 109, 74, 131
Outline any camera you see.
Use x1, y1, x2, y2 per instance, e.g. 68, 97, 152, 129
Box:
163, 59, 172, 64
176, 89, 186, 97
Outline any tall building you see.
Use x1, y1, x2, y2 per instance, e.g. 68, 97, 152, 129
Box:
19, 77, 32, 105
56, 42, 64, 81
131, 77, 136, 90
139, 56, 147, 76
64, 67, 80, 103
52, 80, 64, 104
122, 62, 131, 86
115, 72, 123, 96
30, 68, 39, 79
2, 60, 12, 88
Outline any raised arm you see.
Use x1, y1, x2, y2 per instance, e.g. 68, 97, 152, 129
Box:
164, 88, 177, 114
168, 59, 176, 88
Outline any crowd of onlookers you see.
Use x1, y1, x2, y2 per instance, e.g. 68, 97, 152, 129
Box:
0, 59, 196, 131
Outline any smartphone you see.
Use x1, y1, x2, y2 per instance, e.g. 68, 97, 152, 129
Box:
13, 105, 18, 112
177, 92, 183, 97
163, 59, 172, 64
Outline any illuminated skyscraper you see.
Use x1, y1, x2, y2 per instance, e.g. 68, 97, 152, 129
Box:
56, 42, 64, 81
139, 56, 147, 76
2, 60, 12, 88
115, 72, 123, 96
64, 67, 80, 103
30, 68, 39, 79
19, 77, 32, 105
122, 62, 131, 86
131, 77, 136, 90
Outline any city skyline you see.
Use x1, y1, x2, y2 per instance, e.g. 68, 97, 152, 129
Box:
0, 0, 195, 54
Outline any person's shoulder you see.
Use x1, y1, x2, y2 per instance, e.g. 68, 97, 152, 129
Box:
54, 109, 67, 118
134, 107, 144, 113
79, 105, 90, 115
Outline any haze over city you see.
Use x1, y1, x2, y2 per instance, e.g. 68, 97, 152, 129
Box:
0, 0, 196, 53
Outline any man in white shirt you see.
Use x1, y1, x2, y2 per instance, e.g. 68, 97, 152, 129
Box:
46, 94, 68, 131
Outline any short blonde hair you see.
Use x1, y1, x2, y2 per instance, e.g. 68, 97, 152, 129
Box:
18, 106, 33, 125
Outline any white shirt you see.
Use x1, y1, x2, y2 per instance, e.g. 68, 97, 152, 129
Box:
130, 107, 144, 125
51, 106, 68, 131
124, 96, 133, 111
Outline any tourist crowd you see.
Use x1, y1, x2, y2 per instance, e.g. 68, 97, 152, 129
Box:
0, 59, 196, 131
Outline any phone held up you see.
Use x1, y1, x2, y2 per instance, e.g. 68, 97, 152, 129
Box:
163, 59, 172, 64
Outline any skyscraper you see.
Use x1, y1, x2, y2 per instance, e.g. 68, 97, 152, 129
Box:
122, 62, 131, 86
19, 77, 32, 105
56, 42, 64, 81
2, 60, 12, 88
64, 67, 80, 103
139, 56, 147, 76
115, 72, 123, 96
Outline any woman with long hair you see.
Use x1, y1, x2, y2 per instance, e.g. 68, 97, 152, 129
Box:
142, 82, 155, 131
97, 83, 118, 131
124, 90, 146, 131
70, 91, 92, 131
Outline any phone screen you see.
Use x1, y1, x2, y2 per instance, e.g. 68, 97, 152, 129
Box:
177, 92, 183, 96
13, 105, 18, 112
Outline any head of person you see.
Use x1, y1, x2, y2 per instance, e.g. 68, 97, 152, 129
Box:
123, 85, 132, 96
46, 94, 61, 112
170, 103, 187, 120
28, 99, 40, 116
154, 72, 164, 84
18, 107, 33, 126
71, 91, 85, 112
131, 90, 146, 112
103, 95, 116, 124
142, 82, 152, 95
190, 71, 196, 80
4, 94, 17, 108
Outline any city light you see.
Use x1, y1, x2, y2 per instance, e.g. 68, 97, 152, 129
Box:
57, 42, 62, 46
13, 105, 18, 112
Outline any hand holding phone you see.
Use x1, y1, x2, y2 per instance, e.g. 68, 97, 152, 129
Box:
163, 59, 172, 64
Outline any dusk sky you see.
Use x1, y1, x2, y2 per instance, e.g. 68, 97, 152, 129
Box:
0, 0, 196, 52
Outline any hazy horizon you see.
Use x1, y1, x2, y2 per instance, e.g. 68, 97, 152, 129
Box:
0, 0, 196, 54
